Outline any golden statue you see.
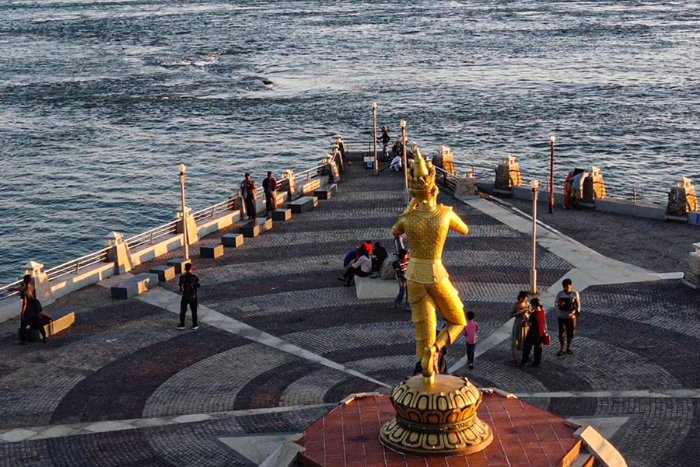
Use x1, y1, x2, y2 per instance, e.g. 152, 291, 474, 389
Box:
391, 148, 469, 378
380, 147, 493, 456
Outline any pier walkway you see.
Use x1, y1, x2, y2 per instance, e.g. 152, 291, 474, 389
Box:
1, 164, 699, 466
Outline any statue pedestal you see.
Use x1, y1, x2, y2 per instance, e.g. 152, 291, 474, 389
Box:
379, 374, 493, 456
297, 391, 588, 466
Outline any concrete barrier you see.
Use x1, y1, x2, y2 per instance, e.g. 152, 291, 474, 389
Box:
289, 196, 318, 214
110, 273, 159, 299
200, 244, 224, 259
354, 276, 398, 300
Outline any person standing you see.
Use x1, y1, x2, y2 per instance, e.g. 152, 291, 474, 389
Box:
510, 291, 530, 364
262, 171, 278, 216
14, 275, 48, 344
380, 126, 391, 161
463, 311, 479, 369
178, 263, 200, 330
555, 278, 581, 356
521, 298, 547, 367
393, 249, 410, 309
240, 173, 258, 220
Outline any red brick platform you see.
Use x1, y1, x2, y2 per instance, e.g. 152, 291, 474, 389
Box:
297, 393, 581, 467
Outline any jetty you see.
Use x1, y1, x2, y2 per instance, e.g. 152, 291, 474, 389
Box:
1, 144, 700, 467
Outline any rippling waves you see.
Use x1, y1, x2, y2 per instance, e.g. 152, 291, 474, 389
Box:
1, 0, 699, 282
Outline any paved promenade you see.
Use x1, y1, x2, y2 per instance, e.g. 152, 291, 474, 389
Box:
1, 164, 699, 466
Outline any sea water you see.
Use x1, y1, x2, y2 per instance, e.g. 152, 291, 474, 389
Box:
1, 1, 699, 282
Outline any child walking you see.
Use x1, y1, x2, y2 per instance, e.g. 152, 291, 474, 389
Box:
463, 311, 479, 369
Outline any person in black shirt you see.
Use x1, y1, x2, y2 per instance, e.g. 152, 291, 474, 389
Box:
373, 242, 388, 272
12, 275, 48, 344
262, 171, 278, 216
178, 263, 200, 330
240, 173, 258, 220
380, 126, 391, 161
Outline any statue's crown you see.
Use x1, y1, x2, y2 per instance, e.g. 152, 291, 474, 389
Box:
408, 147, 436, 193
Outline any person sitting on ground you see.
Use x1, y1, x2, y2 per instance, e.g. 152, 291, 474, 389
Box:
338, 245, 372, 286
391, 154, 403, 172
362, 240, 373, 256
372, 242, 388, 272
343, 249, 357, 268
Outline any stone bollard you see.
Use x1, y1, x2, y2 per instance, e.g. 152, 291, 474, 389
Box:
666, 177, 698, 221
683, 242, 700, 289
24, 261, 54, 306
280, 170, 296, 200
177, 206, 199, 245
493, 156, 522, 193
433, 146, 456, 175
105, 231, 133, 275
581, 166, 607, 204
325, 153, 341, 182
456, 172, 479, 199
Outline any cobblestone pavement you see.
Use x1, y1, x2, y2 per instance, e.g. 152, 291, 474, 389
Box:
503, 196, 699, 273
0, 164, 699, 466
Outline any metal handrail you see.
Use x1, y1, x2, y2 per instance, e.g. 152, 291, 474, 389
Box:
125, 220, 180, 250
295, 164, 330, 182
0, 279, 24, 300
45, 246, 113, 282
191, 197, 238, 222
435, 167, 458, 194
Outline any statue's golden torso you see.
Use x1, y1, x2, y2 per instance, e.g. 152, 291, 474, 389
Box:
393, 204, 459, 284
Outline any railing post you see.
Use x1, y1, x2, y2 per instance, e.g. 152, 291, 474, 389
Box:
150, 231, 155, 245
24, 260, 55, 306
105, 231, 133, 275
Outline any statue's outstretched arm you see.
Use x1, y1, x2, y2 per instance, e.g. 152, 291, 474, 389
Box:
450, 211, 469, 236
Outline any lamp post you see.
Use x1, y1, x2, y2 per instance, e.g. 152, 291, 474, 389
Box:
179, 163, 190, 260
549, 135, 555, 214
372, 102, 378, 175
530, 179, 539, 294
401, 119, 409, 206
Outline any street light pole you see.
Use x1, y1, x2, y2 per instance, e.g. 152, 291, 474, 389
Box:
401, 120, 409, 206
179, 163, 190, 260
372, 102, 378, 175
549, 135, 555, 214
530, 179, 539, 294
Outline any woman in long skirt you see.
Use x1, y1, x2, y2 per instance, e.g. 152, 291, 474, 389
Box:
510, 291, 530, 364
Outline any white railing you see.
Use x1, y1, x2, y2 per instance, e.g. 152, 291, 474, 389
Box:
0, 162, 334, 301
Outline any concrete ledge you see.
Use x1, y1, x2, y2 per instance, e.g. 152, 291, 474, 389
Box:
289, 196, 318, 214
354, 276, 398, 300
221, 233, 244, 248
50, 262, 116, 301
150, 265, 176, 282
166, 258, 191, 274
200, 244, 224, 259
272, 208, 292, 221
131, 234, 184, 267
197, 210, 242, 238
596, 199, 665, 220
110, 273, 159, 300
0, 298, 21, 325
240, 218, 273, 238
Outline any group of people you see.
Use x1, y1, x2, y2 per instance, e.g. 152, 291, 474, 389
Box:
377, 125, 416, 173
240, 171, 279, 220
510, 279, 581, 367
339, 241, 389, 286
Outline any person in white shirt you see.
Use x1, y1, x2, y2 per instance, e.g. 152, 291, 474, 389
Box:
338, 245, 372, 286
391, 155, 403, 172
554, 278, 581, 356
